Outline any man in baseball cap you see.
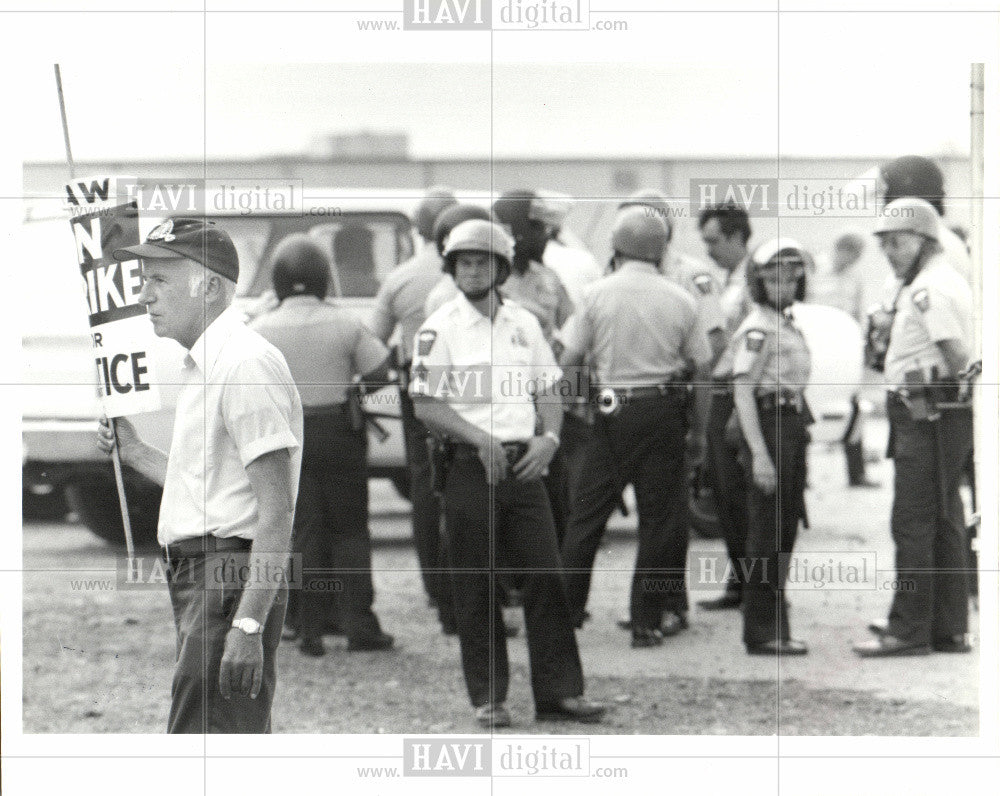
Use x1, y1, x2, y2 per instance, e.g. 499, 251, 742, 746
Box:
100, 215, 303, 733
114, 217, 240, 282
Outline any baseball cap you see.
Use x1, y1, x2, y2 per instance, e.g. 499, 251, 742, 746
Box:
113, 218, 239, 282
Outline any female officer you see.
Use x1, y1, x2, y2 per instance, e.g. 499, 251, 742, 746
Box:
730, 238, 813, 655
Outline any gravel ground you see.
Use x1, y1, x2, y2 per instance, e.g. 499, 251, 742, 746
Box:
20, 420, 981, 735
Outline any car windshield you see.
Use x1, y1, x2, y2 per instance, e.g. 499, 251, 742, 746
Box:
223, 212, 415, 299
20, 210, 415, 336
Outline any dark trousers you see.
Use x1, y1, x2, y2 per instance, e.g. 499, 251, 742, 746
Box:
704, 390, 748, 598
885, 397, 972, 643
742, 408, 809, 646
295, 412, 381, 644
166, 549, 286, 733
561, 392, 689, 630
444, 454, 584, 708
552, 411, 596, 547
400, 388, 452, 618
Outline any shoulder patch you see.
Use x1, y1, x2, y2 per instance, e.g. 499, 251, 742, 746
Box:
745, 329, 767, 353
693, 273, 714, 296
511, 327, 529, 348
417, 329, 437, 356
912, 288, 930, 313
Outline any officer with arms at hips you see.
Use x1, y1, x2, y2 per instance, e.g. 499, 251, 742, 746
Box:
559, 207, 712, 648
98, 218, 303, 732
854, 197, 975, 657
731, 239, 814, 656
252, 235, 394, 656
410, 219, 605, 728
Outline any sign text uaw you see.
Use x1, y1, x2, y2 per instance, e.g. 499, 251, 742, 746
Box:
66, 176, 162, 418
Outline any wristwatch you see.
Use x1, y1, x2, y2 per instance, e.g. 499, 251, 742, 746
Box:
231, 617, 263, 635
542, 430, 560, 447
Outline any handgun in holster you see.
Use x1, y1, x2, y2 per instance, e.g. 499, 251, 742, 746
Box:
900, 369, 939, 422
346, 382, 366, 432
427, 436, 451, 496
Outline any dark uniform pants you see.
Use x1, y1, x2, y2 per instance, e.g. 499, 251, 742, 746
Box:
561, 392, 689, 630
885, 396, 972, 643
295, 409, 382, 644
444, 454, 585, 708
399, 387, 452, 617
704, 389, 748, 599
742, 407, 808, 646
166, 549, 287, 733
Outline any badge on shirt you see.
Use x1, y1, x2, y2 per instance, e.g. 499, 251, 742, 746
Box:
411, 360, 429, 388
745, 329, 766, 353
417, 329, 437, 356
511, 328, 528, 348
912, 288, 930, 313
693, 274, 714, 295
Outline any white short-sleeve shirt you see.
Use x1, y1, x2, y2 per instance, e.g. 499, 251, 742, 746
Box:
884, 258, 974, 388
158, 307, 303, 546
408, 293, 561, 442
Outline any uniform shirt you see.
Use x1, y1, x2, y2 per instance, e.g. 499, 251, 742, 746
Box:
251, 295, 389, 406
562, 259, 711, 387
369, 241, 447, 361
543, 239, 602, 309
159, 306, 303, 546
884, 257, 974, 388
424, 261, 573, 345
731, 304, 811, 393
502, 260, 575, 343
409, 293, 561, 442
719, 255, 753, 334
808, 254, 865, 322
663, 249, 726, 338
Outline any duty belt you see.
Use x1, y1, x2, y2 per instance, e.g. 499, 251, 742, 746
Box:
755, 390, 805, 414
448, 440, 529, 468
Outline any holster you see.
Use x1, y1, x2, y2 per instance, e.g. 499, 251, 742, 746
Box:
346, 383, 365, 432
428, 436, 451, 496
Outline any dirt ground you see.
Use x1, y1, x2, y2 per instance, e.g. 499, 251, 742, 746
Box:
20, 420, 980, 735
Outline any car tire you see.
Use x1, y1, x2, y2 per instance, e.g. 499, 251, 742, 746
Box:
22, 484, 70, 522
64, 471, 161, 549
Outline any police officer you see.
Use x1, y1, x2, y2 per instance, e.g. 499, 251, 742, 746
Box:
854, 198, 974, 657
696, 202, 754, 610
493, 189, 575, 344
252, 235, 394, 656
423, 203, 495, 317
620, 190, 727, 360
411, 219, 604, 728
370, 187, 458, 633
880, 155, 973, 286
732, 239, 813, 656
560, 207, 712, 647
